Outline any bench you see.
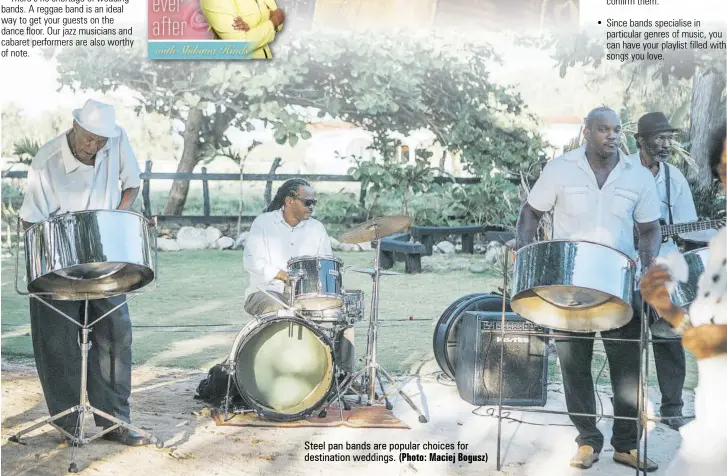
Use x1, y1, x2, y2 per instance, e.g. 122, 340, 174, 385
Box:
409, 225, 489, 255
379, 233, 427, 274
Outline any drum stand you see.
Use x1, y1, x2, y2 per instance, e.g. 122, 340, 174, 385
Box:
8, 293, 164, 472
9, 218, 163, 473
492, 251, 665, 475
338, 234, 428, 423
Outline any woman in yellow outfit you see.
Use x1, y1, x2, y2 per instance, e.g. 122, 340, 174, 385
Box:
200, 0, 284, 59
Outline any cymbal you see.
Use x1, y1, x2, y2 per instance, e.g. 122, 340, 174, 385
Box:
350, 267, 401, 276
338, 215, 412, 244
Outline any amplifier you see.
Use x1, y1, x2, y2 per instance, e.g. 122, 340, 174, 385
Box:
455, 311, 548, 406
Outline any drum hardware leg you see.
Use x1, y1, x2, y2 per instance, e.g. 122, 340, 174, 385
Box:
223, 369, 234, 422
376, 374, 393, 411
9, 294, 164, 463
375, 366, 427, 423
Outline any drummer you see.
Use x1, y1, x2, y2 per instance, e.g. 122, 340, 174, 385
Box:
18, 99, 149, 445
515, 107, 662, 471
243, 178, 355, 372
628, 112, 718, 430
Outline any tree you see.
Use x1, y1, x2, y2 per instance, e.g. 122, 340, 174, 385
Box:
539, 31, 726, 186
53, 31, 545, 213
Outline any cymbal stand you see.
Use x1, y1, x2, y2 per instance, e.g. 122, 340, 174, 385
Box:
338, 228, 428, 423
9, 217, 163, 472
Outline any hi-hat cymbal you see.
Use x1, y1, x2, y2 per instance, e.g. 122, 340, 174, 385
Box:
350, 267, 401, 276
338, 216, 412, 244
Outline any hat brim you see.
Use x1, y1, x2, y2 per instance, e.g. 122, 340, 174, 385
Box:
634, 127, 680, 138
72, 109, 121, 138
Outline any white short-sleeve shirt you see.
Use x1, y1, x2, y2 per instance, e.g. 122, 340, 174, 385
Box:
527, 144, 661, 261
243, 208, 333, 299
627, 152, 718, 257
19, 127, 142, 223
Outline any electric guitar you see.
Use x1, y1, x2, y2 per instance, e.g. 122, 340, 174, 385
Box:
634, 217, 725, 247
658, 217, 725, 242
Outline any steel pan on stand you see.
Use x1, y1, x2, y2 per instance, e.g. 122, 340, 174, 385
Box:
510, 240, 636, 332
23, 210, 155, 299
9, 209, 162, 468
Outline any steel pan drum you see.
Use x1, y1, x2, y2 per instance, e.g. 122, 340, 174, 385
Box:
651, 247, 709, 338
511, 241, 636, 332
25, 210, 154, 299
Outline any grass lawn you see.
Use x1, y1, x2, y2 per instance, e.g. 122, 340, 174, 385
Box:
1, 250, 698, 390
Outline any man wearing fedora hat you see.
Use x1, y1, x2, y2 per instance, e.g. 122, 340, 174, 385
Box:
19, 99, 149, 446
628, 111, 718, 431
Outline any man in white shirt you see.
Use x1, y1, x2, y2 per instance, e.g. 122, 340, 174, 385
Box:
516, 107, 662, 471
19, 99, 149, 446
243, 179, 355, 372
243, 178, 333, 313
628, 112, 718, 431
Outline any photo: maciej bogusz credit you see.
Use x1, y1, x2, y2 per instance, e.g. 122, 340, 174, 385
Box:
0, 0, 725, 474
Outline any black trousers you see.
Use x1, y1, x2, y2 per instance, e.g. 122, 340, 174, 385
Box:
29, 295, 133, 429
651, 330, 686, 417
556, 311, 641, 453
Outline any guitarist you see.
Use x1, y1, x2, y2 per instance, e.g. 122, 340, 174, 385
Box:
628, 112, 718, 431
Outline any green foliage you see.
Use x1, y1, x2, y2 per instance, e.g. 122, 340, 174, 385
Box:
685, 178, 726, 221
313, 191, 363, 224
52, 31, 545, 213
437, 178, 521, 229
12, 138, 41, 165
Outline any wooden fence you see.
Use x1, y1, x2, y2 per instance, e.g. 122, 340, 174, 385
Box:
3, 160, 483, 226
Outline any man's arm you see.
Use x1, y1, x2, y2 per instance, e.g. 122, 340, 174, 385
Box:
515, 203, 545, 250
117, 187, 140, 211
635, 219, 661, 268
243, 219, 286, 283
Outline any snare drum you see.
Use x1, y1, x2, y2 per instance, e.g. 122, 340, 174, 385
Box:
300, 290, 365, 325
287, 256, 343, 310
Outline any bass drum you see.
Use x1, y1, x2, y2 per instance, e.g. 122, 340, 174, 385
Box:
229, 313, 335, 422
433, 293, 512, 380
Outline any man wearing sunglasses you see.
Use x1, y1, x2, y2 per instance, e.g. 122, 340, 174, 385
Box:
243, 178, 330, 315
243, 179, 356, 374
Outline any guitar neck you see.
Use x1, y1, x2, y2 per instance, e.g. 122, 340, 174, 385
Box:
661, 219, 723, 238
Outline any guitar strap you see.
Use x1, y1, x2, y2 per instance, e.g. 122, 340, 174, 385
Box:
664, 163, 673, 225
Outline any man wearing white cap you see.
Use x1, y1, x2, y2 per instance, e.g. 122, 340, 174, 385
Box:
19, 99, 149, 446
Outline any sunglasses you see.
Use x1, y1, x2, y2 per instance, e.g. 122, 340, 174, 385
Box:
292, 197, 317, 207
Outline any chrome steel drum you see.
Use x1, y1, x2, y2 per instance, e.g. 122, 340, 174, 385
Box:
651, 247, 709, 339
24, 210, 154, 299
288, 256, 343, 310
299, 290, 365, 325
511, 240, 636, 332
229, 312, 335, 421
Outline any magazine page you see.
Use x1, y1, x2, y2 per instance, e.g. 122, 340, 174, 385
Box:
1, 0, 725, 475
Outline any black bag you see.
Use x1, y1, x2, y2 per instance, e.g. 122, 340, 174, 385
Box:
194, 362, 242, 406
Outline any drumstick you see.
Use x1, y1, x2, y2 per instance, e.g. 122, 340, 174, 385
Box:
255, 286, 309, 320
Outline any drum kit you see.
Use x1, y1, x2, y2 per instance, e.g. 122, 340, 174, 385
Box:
9, 210, 162, 472
220, 215, 428, 424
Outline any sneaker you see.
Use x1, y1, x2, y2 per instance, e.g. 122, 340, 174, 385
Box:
569, 445, 599, 469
